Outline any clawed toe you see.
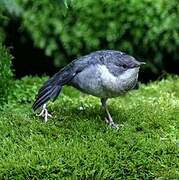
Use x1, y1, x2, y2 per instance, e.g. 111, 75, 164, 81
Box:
110, 122, 119, 129
105, 117, 119, 129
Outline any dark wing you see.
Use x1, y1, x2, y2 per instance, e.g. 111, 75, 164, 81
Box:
32, 55, 96, 111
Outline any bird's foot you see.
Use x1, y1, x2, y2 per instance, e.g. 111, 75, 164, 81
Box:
105, 117, 119, 129
37, 104, 52, 122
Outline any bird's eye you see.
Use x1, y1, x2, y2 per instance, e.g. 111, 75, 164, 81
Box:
122, 64, 127, 69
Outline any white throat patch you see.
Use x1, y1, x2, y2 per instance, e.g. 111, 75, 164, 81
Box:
99, 65, 139, 84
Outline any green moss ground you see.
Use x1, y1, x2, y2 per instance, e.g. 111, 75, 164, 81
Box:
0, 76, 178, 179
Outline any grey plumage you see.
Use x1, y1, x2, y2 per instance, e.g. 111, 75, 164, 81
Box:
33, 50, 145, 127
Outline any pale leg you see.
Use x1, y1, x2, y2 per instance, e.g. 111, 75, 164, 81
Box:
37, 104, 52, 122
101, 98, 119, 129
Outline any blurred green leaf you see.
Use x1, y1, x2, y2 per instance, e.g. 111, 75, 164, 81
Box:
2, 0, 179, 77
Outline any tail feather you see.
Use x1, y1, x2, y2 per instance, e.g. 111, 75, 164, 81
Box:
38, 86, 52, 97
33, 85, 62, 111
33, 89, 53, 108
32, 68, 76, 111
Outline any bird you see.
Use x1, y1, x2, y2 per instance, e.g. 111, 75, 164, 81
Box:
33, 50, 145, 128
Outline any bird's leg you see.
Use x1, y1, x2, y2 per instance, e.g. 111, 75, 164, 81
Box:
37, 104, 52, 122
101, 98, 119, 129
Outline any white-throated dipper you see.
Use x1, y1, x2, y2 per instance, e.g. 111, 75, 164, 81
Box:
33, 50, 145, 128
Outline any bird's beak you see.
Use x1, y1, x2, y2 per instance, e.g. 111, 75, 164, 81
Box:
133, 61, 146, 68
139, 62, 146, 65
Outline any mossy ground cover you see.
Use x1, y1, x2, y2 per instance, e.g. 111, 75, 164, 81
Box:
0, 76, 178, 179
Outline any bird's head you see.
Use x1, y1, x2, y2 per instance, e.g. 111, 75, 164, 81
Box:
112, 51, 146, 81
115, 52, 146, 70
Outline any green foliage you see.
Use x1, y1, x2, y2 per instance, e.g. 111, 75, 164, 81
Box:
8, 76, 48, 105
0, 44, 13, 105
18, 0, 179, 74
0, 29, 5, 44
0, 76, 179, 178
0, 0, 22, 16
0, 0, 22, 43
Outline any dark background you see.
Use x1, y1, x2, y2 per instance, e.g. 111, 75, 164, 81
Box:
1, 0, 179, 82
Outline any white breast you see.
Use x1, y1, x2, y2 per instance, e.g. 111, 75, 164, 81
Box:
72, 64, 139, 98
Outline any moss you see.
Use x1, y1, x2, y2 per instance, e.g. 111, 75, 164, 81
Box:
0, 76, 179, 179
